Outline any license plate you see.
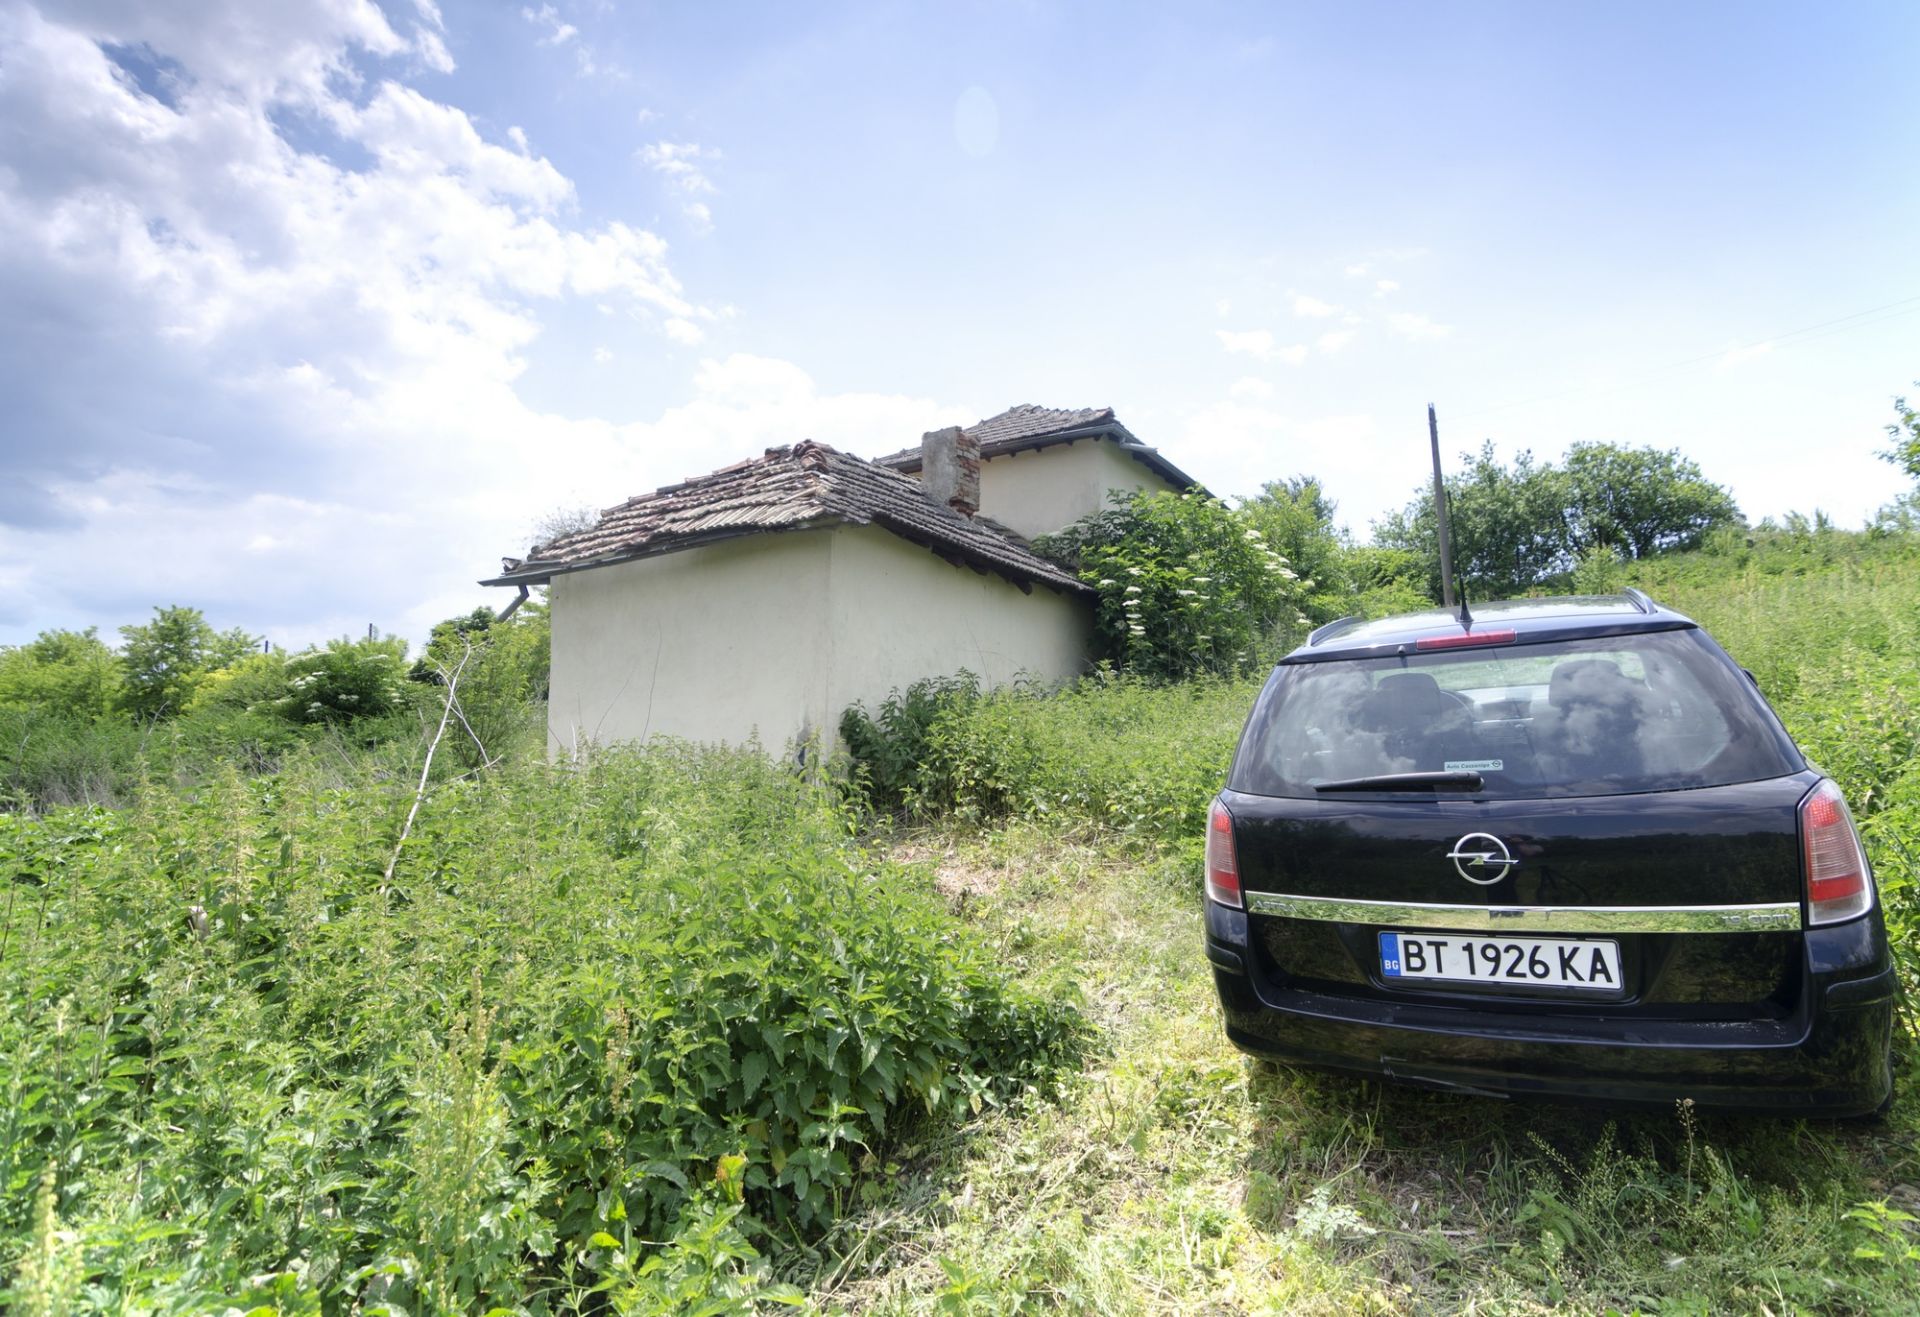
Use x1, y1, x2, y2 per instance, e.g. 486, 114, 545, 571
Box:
1378, 931, 1622, 991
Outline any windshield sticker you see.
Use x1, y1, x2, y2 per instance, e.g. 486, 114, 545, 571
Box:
1445, 759, 1505, 773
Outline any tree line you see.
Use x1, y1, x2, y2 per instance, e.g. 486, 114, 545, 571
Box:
0, 604, 550, 809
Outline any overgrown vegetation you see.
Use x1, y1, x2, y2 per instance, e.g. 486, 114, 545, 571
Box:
1035, 491, 1312, 679
0, 603, 551, 811
0, 748, 1081, 1310
842, 669, 1253, 844
9, 415, 1920, 1311
814, 524, 1920, 1313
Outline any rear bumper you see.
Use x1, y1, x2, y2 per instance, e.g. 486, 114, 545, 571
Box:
1206, 902, 1896, 1116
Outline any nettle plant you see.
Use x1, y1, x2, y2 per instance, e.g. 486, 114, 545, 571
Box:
1039, 490, 1311, 678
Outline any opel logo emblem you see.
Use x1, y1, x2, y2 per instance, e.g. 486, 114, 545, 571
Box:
1448, 832, 1514, 885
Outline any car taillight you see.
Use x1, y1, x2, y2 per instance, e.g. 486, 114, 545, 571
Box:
1205, 798, 1241, 908
1801, 779, 1873, 926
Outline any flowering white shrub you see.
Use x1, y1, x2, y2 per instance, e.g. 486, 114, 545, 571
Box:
1035, 490, 1311, 678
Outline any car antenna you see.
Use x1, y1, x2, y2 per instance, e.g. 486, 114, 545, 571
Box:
1427, 403, 1459, 614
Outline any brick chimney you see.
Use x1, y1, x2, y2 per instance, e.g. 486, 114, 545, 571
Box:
919, 425, 980, 518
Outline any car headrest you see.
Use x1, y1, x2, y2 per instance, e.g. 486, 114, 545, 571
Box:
1362, 672, 1453, 726
1549, 658, 1637, 708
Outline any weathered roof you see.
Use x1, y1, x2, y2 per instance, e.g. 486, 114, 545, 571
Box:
483, 440, 1089, 595
875, 404, 1206, 495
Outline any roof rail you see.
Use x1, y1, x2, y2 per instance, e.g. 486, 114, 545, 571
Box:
1307, 615, 1362, 646
1622, 587, 1657, 614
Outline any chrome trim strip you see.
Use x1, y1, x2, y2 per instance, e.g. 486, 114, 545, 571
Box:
1243, 892, 1803, 934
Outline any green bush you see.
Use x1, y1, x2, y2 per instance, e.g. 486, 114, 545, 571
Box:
843, 669, 1257, 845
839, 672, 982, 811
270, 635, 411, 725
414, 602, 552, 768
1038, 491, 1310, 678
0, 744, 1081, 1310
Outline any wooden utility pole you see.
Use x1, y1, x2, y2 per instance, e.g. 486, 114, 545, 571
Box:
1429, 404, 1457, 610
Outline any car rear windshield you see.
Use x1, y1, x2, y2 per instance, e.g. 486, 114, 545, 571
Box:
1230, 627, 1803, 799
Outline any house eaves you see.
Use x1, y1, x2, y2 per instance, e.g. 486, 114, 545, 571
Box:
482, 441, 1090, 598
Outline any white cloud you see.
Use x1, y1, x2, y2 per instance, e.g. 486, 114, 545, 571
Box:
1317, 329, 1356, 354
1386, 312, 1454, 341
1228, 377, 1273, 400
611, 357, 971, 504
1291, 293, 1339, 318
1374, 279, 1399, 295
1215, 297, 1232, 317
592, 345, 613, 364
636, 106, 660, 125
638, 140, 719, 228
1344, 263, 1370, 277
638, 141, 717, 194
0, 0, 724, 644
1216, 328, 1308, 365
521, 4, 577, 46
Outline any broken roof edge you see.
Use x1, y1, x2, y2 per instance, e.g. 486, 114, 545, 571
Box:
480, 513, 1094, 598
878, 421, 1209, 499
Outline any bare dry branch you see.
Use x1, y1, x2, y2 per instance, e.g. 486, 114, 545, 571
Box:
381, 640, 472, 896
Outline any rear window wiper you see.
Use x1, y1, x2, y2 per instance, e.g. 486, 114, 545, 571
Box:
1313, 770, 1485, 793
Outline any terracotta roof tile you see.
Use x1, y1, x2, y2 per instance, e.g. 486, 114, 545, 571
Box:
484, 440, 1087, 595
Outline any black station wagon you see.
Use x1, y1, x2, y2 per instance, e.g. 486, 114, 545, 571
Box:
1204, 592, 1895, 1116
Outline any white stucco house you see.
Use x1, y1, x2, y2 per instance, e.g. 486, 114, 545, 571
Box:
484, 404, 1201, 754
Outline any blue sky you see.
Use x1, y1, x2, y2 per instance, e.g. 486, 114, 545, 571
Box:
1, 0, 1916, 647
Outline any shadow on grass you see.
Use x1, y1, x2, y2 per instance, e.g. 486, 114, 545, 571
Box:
1237, 1059, 1920, 1309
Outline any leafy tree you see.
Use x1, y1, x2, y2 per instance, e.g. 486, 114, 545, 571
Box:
117, 606, 259, 719
1374, 440, 1742, 599
415, 600, 552, 765
1373, 442, 1574, 600
1562, 442, 1741, 558
1037, 491, 1308, 678
1343, 545, 1436, 617
1885, 384, 1920, 484
410, 606, 500, 684
187, 651, 291, 717
0, 628, 122, 719
1239, 476, 1350, 623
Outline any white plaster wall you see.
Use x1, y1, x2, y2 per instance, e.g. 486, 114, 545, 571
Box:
975, 438, 1183, 539
546, 532, 833, 755
822, 523, 1092, 722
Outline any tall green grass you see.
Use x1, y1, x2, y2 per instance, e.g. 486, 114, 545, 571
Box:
813, 529, 1920, 1314
1633, 531, 1920, 999
844, 669, 1256, 846
0, 746, 1081, 1311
